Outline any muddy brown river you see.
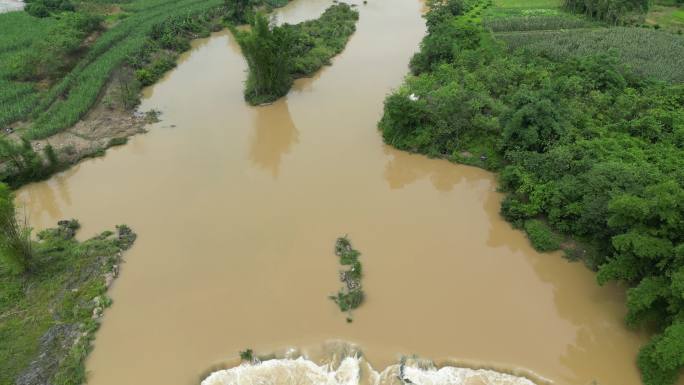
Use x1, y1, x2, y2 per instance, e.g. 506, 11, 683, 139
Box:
16, 0, 662, 384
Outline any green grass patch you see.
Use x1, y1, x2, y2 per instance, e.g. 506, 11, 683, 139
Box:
0, 221, 136, 385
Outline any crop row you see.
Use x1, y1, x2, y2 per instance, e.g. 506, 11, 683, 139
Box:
497, 26, 684, 82
483, 14, 596, 31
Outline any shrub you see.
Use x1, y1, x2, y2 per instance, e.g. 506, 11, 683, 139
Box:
25, 3, 50, 17
410, 22, 480, 74
108, 137, 128, 147
25, 0, 76, 17
239, 349, 254, 361
524, 220, 563, 252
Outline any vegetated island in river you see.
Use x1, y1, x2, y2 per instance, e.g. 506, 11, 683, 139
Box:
330, 236, 365, 322
379, 0, 684, 384
0, 0, 294, 189
0, 184, 137, 385
233, 3, 359, 105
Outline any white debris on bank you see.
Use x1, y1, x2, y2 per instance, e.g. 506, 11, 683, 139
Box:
408, 93, 419, 101
0, 0, 25, 13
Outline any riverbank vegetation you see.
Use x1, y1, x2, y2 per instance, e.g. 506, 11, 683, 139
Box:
0, 183, 136, 384
234, 3, 358, 105
380, 0, 684, 383
330, 236, 365, 322
0, 184, 33, 275
0, 0, 297, 188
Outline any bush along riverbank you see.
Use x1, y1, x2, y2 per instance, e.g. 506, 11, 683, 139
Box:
233, 3, 359, 105
0, 184, 137, 385
0, 0, 292, 189
379, 0, 684, 383
330, 236, 365, 322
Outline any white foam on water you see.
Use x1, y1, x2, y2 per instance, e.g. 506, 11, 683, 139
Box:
403, 365, 537, 385
201, 357, 537, 385
202, 357, 366, 385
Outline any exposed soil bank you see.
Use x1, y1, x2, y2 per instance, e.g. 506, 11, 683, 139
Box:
15, 0, 665, 385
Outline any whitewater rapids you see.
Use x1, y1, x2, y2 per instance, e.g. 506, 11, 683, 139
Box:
201, 356, 538, 385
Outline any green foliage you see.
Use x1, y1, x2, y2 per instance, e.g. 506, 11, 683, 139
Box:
524, 219, 563, 251
239, 348, 254, 361
234, 12, 295, 104
410, 21, 481, 75
25, 0, 76, 18
0, 221, 135, 384
638, 324, 684, 385
332, 289, 364, 312
224, 0, 250, 23
381, 0, 684, 382
0, 136, 61, 187
234, 3, 358, 105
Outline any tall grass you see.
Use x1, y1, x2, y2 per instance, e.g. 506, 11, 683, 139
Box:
498, 27, 684, 82
0, 184, 32, 275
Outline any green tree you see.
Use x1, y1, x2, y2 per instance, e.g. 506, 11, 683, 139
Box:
235, 12, 295, 104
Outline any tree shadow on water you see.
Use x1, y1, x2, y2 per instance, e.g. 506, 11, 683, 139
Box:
248, 99, 299, 178
382, 146, 489, 192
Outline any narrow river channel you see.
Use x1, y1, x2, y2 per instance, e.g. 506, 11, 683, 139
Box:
16, 0, 658, 384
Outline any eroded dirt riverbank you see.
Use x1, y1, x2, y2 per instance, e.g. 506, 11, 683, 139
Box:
16, 0, 658, 384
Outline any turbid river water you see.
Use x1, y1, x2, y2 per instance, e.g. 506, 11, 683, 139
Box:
16, 0, 664, 384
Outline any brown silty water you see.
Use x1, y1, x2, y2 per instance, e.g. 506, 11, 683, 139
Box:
16, 0, 669, 384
